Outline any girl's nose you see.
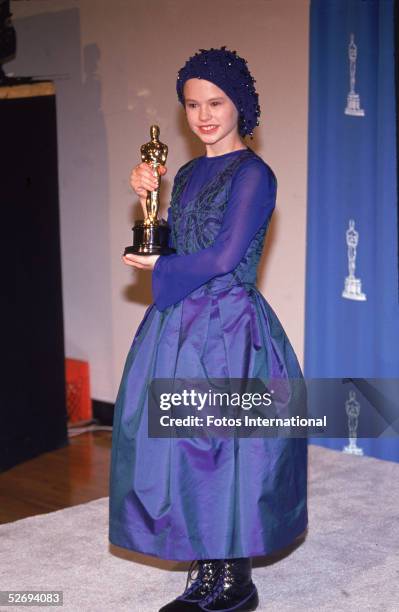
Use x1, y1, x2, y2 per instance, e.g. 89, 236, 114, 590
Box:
199, 105, 211, 121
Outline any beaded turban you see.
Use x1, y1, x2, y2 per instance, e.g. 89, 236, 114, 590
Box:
176, 46, 261, 138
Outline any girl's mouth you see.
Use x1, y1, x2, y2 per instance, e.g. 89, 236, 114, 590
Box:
198, 125, 219, 134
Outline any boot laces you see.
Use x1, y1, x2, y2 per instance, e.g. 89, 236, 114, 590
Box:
200, 561, 234, 606
184, 559, 199, 591
183, 559, 222, 597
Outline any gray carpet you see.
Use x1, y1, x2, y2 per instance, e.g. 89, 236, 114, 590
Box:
1, 445, 398, 611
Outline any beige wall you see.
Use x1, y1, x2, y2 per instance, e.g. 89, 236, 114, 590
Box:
9, 0, 309, 402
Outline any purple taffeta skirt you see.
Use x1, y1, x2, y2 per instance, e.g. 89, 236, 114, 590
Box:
108, 279, 308, 560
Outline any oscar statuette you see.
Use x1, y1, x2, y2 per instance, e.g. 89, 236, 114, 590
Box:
124, 125, 176, 255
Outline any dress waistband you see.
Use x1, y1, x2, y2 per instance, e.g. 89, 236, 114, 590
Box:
203, 276, 256, 295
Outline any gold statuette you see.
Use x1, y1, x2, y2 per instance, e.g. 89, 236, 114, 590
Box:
124, 125, 175, 256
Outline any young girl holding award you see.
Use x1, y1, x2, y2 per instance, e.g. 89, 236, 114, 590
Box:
109, 46, 308, 611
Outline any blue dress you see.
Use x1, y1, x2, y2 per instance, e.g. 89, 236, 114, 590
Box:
108, 147, 308, 561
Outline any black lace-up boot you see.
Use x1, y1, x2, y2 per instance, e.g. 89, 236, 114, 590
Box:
198, 557, 258, 611
158, 558, 225, 612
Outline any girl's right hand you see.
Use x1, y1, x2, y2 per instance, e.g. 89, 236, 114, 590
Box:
129, 162, 168, 207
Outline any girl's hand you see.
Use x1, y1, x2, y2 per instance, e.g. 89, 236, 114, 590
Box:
122, 253, 160, 270
129, 162, 167, 214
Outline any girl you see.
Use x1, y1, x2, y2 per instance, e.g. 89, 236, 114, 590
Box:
109, 47, 308, 612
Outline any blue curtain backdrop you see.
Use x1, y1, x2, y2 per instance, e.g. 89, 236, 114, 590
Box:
305, 0, 399, 462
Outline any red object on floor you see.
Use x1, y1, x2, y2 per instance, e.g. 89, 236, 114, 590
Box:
65, 358, 92, 423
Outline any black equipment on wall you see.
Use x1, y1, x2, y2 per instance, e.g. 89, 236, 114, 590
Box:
1, 81, 68, 472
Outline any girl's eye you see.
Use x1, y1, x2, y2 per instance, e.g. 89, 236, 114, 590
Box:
186, 102, 221, 109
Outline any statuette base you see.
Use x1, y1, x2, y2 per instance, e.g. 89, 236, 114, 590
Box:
124, 218, 176, 256
342, 275, 366, 301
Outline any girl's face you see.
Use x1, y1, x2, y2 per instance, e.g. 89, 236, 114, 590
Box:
183, 78, 243, 154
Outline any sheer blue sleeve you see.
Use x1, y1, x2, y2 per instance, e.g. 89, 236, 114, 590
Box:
152, 159, 277, 312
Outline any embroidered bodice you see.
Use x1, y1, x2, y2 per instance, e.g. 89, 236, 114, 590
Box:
152, 148, 277, 311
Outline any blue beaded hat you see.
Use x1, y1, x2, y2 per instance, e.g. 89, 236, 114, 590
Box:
176, 46, 261, 138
